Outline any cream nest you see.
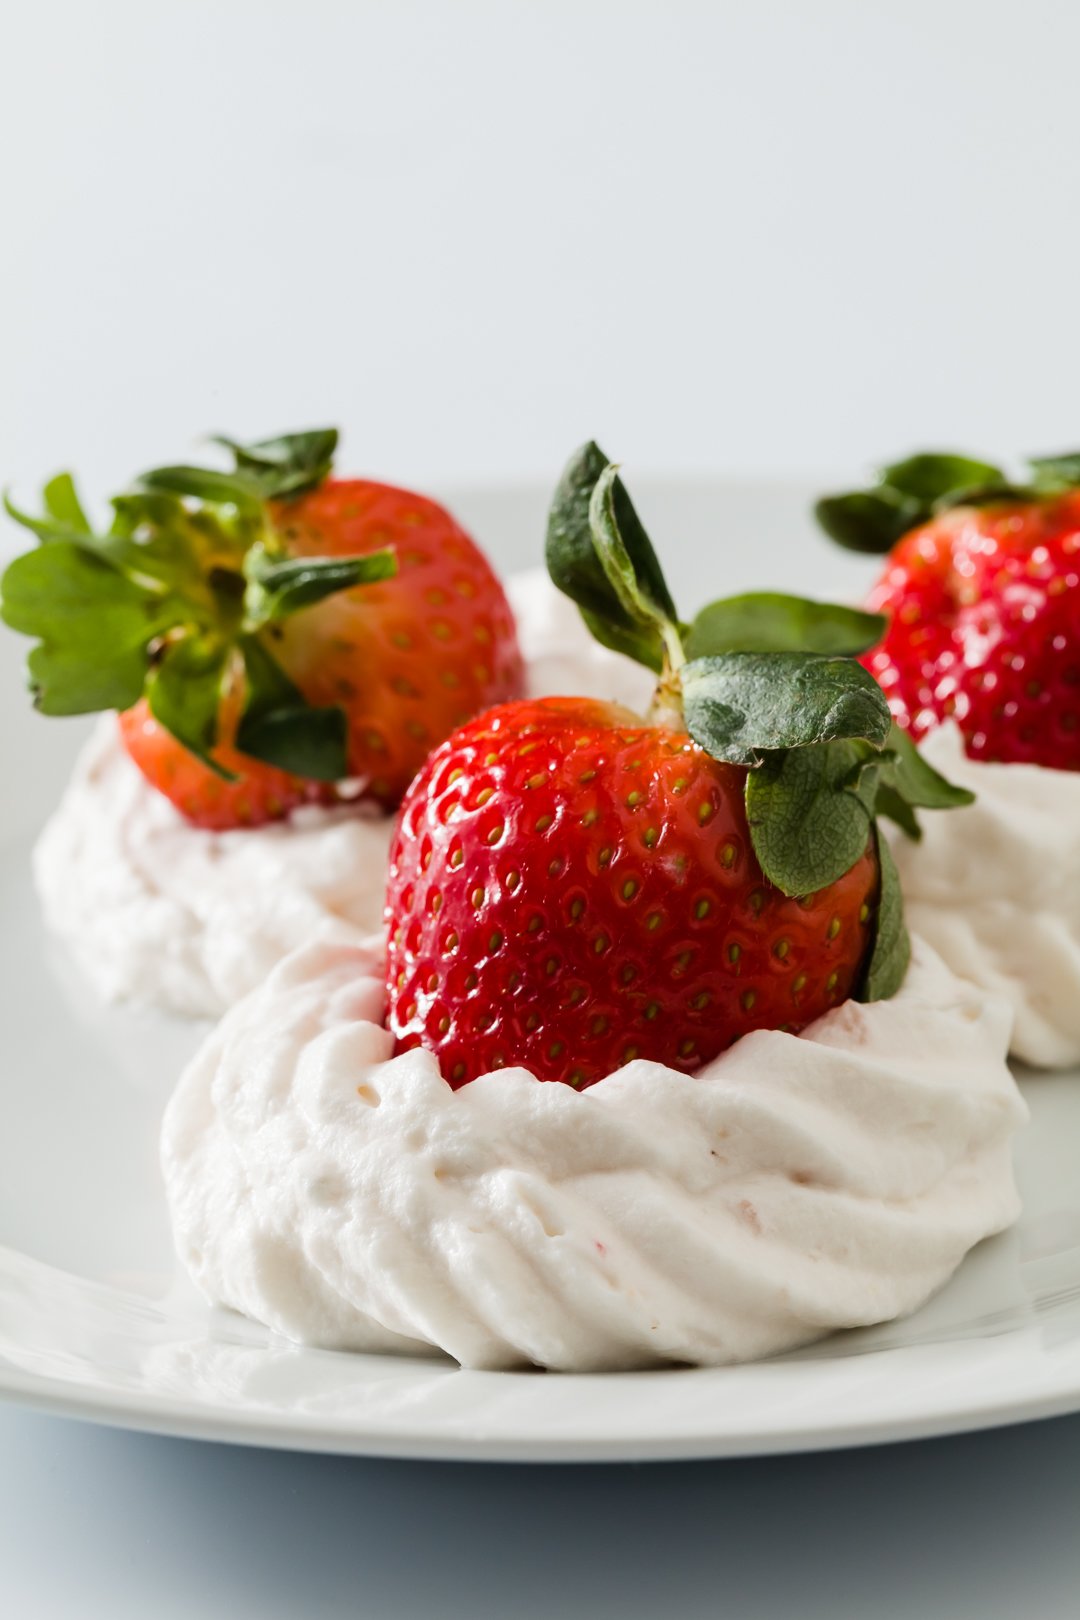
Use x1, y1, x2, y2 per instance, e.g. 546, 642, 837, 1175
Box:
162, 934, 1025, 1372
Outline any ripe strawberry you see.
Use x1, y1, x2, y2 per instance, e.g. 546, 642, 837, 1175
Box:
386, 444, 970, 1089
2, 431, 522, 829
387, 697, 877, 1088
816, 452, 1080, 769
267, 477, 522, 804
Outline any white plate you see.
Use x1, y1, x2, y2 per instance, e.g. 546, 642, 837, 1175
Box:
2, 478, 1080, 1462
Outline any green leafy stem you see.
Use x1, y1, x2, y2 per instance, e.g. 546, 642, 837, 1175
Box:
814, 447, 1080, 554
545, 441, 976, 1003
0, 429, 396, 782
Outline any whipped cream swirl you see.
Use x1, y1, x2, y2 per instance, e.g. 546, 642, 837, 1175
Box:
162, 934, 1025, 1372
33, 572, 652, 1018
33, 722, 395, 1018
891, 724, 1080, 1069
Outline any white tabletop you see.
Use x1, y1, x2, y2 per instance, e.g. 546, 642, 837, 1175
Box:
2, 1404, 1078, 1619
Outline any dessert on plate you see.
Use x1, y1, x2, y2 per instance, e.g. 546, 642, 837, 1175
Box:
2, 429, 526, 1015
164, 931, 1021, 1371
817, 450, 1080, 1066
162, 444, 1027, 1371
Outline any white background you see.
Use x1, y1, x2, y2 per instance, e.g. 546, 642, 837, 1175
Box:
2, 0, 1077, 499
4, 2, 1080, 1615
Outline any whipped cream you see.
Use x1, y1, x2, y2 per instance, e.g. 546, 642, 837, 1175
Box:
34, 572, 652, 1019
891, 724, 1080, 1069
33, 722, 395, 1019
162, 934, 1025, 1372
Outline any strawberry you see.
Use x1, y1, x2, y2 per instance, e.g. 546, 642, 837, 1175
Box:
386, 444, 971, 1089
1, 431, 522, 828
387, 696, 879, 1088
266, 476, 522, 804
815, 451, 1080, 769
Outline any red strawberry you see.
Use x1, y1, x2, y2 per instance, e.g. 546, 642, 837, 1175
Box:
2, 431, 523, 829
816, 453, 1080, 769
267, 477, 522, 804
385, 444, 970, 1089
386, 696, 877, 1088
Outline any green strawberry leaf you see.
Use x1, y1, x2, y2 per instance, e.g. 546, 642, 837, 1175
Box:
816, 450, 1029, 554
744, 740, 874, 896
212, 429, 338, 497
239, 704, 347, 781
135, 464, 265, 512
686, 593, 886, 659
873, 783, 921, 841
546, 442, 680, 673
880, 453, 1005, 505
1029, 450, 1080, 491
243, 542, 396, 624
587, 463, 682, 653
681, 652, 892, 768
5, 489, 178, 586
838, 743, 887, 817
879, 723, 975, 811
574, 605, 656, 667
865, 724, 974, 841
932, 481, 1036, 512
0, 542, 173, 715
4, 489, 102, 550
7, 479, 216, 603
860, 830, 910, 1003
736, 707, 973, 895
146, 636, 233, 778
43, 472, 92, 533
236, 634, 347, 781
813, 488, 922, 554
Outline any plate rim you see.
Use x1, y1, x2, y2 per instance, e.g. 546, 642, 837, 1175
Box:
5, 1352, 1080, 1462
3, 475, 1078, 1462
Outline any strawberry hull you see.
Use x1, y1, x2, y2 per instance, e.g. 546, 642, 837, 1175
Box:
0, 434, 525, 830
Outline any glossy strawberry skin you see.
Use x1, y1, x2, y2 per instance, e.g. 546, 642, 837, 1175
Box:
269, 480, 523, 806
119, 478, 524, 827
864, 494, 1080, 769
385, 698, 879, 1089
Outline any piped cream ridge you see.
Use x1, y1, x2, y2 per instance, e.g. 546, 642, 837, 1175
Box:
162, 934, 1025, 1372
891, 722, 1080, 1068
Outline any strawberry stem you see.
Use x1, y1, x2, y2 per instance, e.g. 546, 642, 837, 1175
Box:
648, 625, 688, 727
